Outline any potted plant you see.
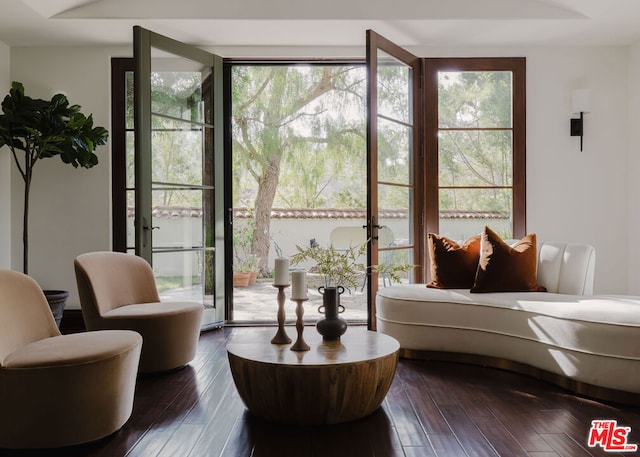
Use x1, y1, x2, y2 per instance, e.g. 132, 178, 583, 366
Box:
232, 222, 256, 288
244, 253, 261, 286
0, 81, 109, 325
291, 240, 413, 339
233, 265, 251, 288
291, 240, 413, 290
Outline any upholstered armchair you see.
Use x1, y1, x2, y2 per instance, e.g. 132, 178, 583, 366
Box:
0, 269, 142, 449
74, 251, 204, 373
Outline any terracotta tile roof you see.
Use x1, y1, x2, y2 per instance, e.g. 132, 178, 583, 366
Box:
128, 206, 508, 220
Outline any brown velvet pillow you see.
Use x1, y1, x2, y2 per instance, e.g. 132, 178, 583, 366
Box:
427, 234, 481, 289
471, 226, 546, 293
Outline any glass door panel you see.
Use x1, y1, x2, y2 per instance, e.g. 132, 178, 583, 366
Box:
134, 26, 225, 328
366, 30, 422, 329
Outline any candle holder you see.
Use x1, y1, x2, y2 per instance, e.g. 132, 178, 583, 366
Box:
271, 284, 291, 345
290, 297, 310, 351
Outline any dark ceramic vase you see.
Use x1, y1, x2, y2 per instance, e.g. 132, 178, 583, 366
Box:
316, 286, 348, 340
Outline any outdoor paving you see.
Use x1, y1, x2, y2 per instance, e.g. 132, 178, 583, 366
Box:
231, 279, 368, 322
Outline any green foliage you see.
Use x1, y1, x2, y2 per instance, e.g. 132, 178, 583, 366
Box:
291, 241, 414, 289
291, 242, 367, 290
231, 65, 367, 210
0, 82, 108, 170
233, 220, 261, 272
372, 262, 415, 284
436, 71, 513, 218
0, 81, 109, 274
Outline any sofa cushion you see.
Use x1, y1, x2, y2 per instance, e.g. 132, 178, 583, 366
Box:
427, 233, 481, 289
471, 226, 546, 293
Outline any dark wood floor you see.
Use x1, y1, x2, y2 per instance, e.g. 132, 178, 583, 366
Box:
4, 326, 640, 457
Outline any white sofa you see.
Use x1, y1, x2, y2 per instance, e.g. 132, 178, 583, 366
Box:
377, 241, 640, 403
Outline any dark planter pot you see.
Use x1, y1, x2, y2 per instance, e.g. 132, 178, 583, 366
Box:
44, 290, 68, 328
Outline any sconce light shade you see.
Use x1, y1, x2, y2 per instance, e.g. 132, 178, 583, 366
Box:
571, 89, 590, 114
570, 89, 590, 151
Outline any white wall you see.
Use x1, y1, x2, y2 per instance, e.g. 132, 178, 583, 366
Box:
524, 46, 628, 294
0, 41, 10, 269
628, 41, 640, 294
7, 40, 634, 307
9, 46, 129, 307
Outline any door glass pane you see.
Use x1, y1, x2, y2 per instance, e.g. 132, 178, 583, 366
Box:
126, 131, 135, 188
125, 71, 134, 130
378, 117, 412, 185
150, 189, 204, 249
439, 188, 513, 240
438, 71, 512, 128
126, 190, 135, 248
377, 49, 411, 124
145, 48, 214, 317
438, 130, 512, 186
378, 183, 411, 248
151, 117, 204, 187
150, 58, 206, 124
153, 249, 213, 308
379, 248, 413, 284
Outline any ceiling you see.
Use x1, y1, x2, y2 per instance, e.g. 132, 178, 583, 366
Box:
2, 0, 640, 49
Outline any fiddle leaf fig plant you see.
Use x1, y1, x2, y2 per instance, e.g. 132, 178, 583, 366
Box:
0, 81, 109, 274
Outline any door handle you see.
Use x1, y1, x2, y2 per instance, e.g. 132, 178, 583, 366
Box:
141, 217, 159, 248
363, 216, 386, 243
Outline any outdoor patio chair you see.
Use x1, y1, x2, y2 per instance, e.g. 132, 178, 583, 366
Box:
328, 225, 396, 290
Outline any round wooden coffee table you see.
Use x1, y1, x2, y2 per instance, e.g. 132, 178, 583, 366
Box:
226, 327, 399, 425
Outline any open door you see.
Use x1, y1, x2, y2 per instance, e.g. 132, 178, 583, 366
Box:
134, 26, 225, 328
366, 30, 423, 330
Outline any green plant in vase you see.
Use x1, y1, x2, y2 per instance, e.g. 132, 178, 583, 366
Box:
291, 240, 413, 340
291, 240, 413, 290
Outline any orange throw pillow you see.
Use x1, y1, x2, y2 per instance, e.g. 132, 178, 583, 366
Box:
427, 234, 481, 289
471, 226, 546, 293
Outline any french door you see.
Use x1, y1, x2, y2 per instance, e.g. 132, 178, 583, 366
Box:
366, 30, 423, 329
133, 26, 225, 328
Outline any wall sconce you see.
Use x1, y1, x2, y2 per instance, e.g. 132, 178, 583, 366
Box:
570, 89, 590, 151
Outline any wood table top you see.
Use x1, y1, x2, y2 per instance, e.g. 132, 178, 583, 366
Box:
226, 326, 399, 367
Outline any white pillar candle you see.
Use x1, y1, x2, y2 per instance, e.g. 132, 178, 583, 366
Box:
291, 270, 307, 299
274, 257, 290, 286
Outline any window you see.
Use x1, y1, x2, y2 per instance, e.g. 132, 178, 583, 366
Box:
424, 58, 526, 240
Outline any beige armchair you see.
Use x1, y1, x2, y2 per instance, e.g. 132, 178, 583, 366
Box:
0, 269, 142, 449
74, 251, 204, 373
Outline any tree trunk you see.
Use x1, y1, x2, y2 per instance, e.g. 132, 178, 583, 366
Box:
251, 158, 280, 276
22, 172, 31, 275
241, 67, 342, 277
